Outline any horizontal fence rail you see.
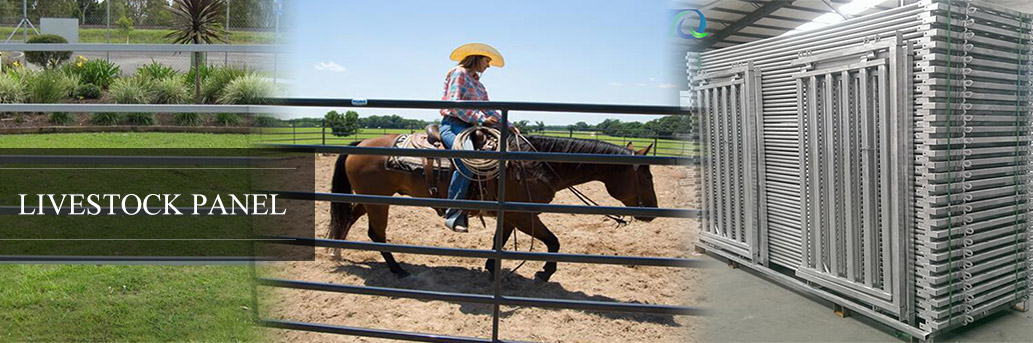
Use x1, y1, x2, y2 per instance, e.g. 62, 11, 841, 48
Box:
270, 190, 698, 218
0, 43, 285, 53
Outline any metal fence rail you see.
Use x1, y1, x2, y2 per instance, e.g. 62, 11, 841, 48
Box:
0, 99, 702, 342
256, 98, 701, 343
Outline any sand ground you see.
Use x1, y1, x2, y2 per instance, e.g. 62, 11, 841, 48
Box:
261, 154, 703, 342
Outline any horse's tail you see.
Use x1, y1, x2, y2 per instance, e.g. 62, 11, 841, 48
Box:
328, 141, 361, 240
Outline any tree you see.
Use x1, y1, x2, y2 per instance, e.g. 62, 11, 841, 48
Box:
325, 110, 360, 137
573, 121, 591, 131
512, 120, 531, 134
116, 16, 133, 43
167, 0, 228, 103
535, 121, 545, 133
75, 0, 96, 23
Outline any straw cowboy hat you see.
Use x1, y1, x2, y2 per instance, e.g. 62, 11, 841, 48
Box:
450, 43, 505, 68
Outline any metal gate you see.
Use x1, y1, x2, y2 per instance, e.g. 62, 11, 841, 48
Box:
693, 62, 766, 264
790, 38, 913, 317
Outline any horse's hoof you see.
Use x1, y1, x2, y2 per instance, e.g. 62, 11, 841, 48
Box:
534, 271, 552, 282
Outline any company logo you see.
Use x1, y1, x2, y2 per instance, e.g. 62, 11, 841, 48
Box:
671, 9, 708, 39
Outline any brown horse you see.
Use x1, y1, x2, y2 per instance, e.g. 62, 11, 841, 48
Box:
329, 133, 657, 281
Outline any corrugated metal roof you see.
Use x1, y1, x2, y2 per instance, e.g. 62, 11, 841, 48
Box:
676, 0, 900, 50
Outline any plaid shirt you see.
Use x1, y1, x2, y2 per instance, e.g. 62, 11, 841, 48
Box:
439, 66, 500, 125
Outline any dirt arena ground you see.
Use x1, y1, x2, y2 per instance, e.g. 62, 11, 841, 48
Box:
262, 154, 703, 342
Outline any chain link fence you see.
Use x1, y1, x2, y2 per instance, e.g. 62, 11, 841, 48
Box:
0, 0, 282, 77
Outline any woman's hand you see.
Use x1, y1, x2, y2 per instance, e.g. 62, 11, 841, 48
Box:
482, 116, 499, 126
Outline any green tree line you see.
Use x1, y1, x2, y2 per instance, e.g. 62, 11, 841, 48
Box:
298, 111, 696, 139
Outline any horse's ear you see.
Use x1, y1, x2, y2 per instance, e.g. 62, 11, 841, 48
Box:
625, 142, 634, 150
635, 143, 654, 156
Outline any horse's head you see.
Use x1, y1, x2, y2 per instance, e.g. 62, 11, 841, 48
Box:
603, 142, 658, 222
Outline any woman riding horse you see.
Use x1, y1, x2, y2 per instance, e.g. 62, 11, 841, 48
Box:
439, 43, 518, 233
328, 43, 659, 281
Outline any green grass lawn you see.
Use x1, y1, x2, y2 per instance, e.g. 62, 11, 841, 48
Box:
0, 132, 256, 148
0, 27, 276, 44
0, 132, 262, 342
0, 265, 259, 342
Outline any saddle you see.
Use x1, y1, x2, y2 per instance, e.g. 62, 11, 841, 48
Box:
385, 124, 493, 201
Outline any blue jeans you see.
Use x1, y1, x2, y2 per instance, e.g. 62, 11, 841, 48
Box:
440, 116, 474, 229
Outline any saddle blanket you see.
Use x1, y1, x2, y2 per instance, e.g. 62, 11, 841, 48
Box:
385, 134, 453, 174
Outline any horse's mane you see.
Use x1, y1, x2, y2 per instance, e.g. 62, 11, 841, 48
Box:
515, 135, 634, 186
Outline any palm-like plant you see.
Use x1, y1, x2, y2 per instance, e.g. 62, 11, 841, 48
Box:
166, 0, 228, 103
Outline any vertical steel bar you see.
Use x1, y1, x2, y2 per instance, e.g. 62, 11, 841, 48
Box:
717, 86, 728, 238
730, 83, 741, 243
797, 77, 810, 268
810, 75, 823, 270
825, 73, 839, 276
491, 109, 510, 342
751, 64, 768, 265
706, 88, 716, 236
698, 89, 710, 234
877, 64, 892, 292
860, 67, 875, 287
842, 70, 856, 281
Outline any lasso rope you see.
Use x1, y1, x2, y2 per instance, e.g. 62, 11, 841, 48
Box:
453, 126, 503, 181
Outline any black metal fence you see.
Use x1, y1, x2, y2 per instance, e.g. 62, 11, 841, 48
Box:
258, 98, 703, 342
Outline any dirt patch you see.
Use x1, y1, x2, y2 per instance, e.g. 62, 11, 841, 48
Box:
261, 155, 703, 342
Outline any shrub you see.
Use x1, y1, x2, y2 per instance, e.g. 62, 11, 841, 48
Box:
24, 70, 72, 103
74, 83, 102, 99
0, 74, 24, 103
252, 115, 280, 127
49, 112, 75, 125
137, 60, 178, 80
219, 74, 275, 105
74, 59, 120, 89
184, 64, 211, 86
214, 113, 241, 126
91, 112, 122, 125
5, 64, 32, 83
55, 71, 82, 97
25, 34, 72, 68
201, 66, 248, 103
174, 112, 204, 126
124, 113, 155, 126
151, 77, 190, 104
108, 77, 153, 104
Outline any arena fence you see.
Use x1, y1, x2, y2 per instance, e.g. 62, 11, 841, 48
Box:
0, 99, 704, 343
258, 98, 703, 342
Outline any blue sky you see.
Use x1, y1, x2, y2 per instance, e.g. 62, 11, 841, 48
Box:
283, 1, 683, 125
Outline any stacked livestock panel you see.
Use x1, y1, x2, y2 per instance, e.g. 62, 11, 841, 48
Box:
690, 0, 1031, 338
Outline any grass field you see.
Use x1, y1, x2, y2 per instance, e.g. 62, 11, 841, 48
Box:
0, 27, 275, 45
0, 132, 256, 148
0, 132, 261, 342
256, 127, 699, 156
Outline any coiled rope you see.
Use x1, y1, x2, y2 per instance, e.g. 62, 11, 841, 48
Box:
453, 126, 503, 181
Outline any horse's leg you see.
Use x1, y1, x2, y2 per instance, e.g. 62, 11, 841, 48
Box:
365, 204, 408, 277
508, 214, 561, 282
332, 204, 366, 260
484, 222, 516, 274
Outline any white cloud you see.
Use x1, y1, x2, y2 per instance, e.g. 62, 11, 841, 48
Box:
648, 77, 656, 82
313, 61, 347, 72
658, 83, 678, 89
607, 82, 625, 87
636, 83, 647, 87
